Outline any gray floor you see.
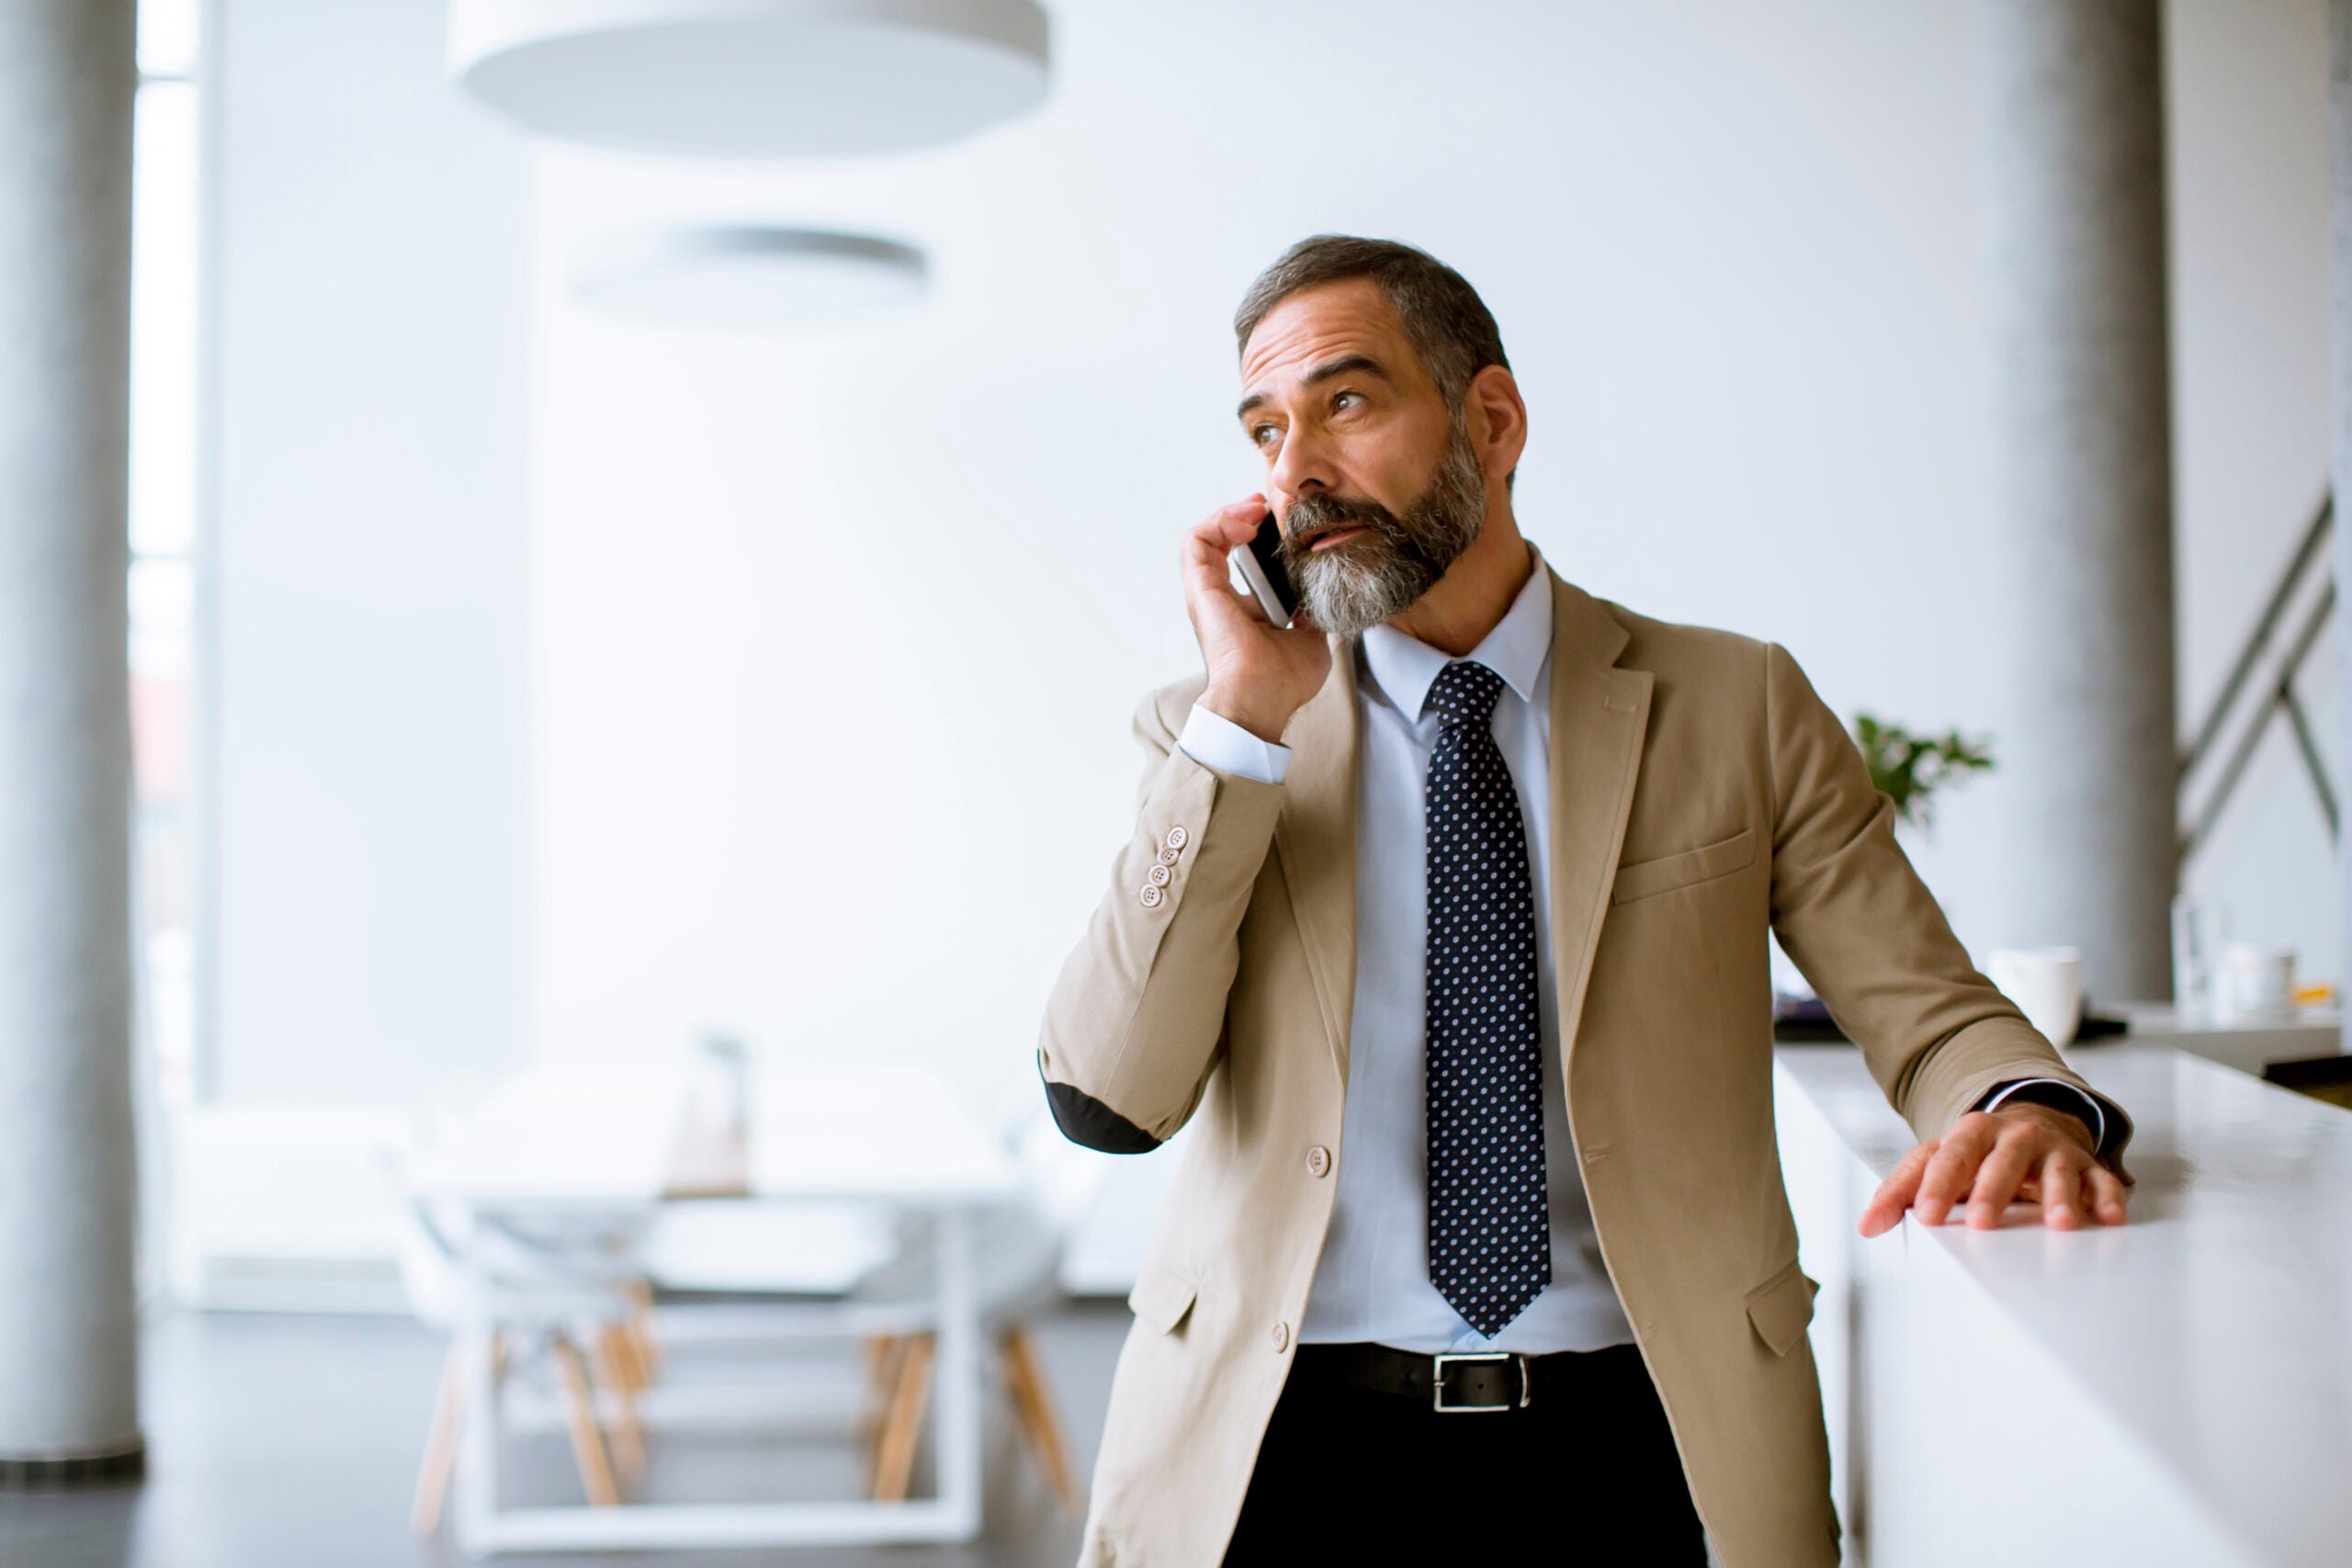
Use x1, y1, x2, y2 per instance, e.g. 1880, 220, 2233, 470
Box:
0, 1303, 1132, 1568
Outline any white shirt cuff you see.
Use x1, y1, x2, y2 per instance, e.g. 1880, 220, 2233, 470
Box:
1177, 703, 1292, 785
1979, 1077, 2108, 1153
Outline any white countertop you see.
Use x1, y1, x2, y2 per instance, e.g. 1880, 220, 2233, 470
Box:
1776, 1043, 2352, 1566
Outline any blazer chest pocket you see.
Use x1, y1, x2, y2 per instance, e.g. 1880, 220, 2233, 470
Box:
1611, 825, 1757, 905
1127, 1257, 1199, 1335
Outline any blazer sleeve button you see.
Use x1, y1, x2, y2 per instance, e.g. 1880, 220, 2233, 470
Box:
1147, 863, 1171, 887
1165, 824, 1189, 851
1138, 884, 1164, 908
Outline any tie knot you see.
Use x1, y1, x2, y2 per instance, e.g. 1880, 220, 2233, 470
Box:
1425, 660, 1507, 728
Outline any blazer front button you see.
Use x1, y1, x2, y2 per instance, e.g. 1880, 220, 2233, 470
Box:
1138, 884, 1164, 908
1269, 1320, 1289, 1352
1305, 1145, 1331, 1178
1165, 825, 1189, 851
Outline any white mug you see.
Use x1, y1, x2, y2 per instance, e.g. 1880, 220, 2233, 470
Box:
1986, 947, 2085, 1047
2218, 942, 2294, 1020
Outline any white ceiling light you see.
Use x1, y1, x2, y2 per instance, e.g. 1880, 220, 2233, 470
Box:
570, 224, 928, 328
447, 0, 1050, 157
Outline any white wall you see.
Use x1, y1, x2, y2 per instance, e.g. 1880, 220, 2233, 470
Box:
522, 0, 2341, 1101
212, 0, 531, 1103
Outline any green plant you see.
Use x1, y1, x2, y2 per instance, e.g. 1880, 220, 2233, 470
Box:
1851, 714, 1994, 830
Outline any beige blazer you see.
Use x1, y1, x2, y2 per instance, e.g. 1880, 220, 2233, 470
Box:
1038, 567, 2128, 1568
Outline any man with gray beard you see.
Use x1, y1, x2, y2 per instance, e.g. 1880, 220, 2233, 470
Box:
1037, 235, 2132, 1565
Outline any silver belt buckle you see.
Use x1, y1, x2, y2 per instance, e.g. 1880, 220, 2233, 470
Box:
1430, 1350, 1529, 1413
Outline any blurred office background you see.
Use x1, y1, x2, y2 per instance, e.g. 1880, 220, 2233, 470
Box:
159, 0, 2337, 1117
5, 0, 2348, 1563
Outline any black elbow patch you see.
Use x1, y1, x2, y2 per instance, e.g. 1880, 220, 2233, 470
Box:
1043, 1078, 1162, 1154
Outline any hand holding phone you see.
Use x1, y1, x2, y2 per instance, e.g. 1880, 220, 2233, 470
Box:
1226, 512, 1299, 628
1182, 498, 1329, 744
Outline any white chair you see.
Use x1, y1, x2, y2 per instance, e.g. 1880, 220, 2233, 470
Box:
842, 1099, 1096, 1511
389, 1167, 657, 1535
616, 1089, 1092, 1513
637, 1199, 898, 1297
625, 1197, 956, 1497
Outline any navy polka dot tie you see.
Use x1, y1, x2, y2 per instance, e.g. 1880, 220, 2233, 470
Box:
1423, 659, 1550, 1338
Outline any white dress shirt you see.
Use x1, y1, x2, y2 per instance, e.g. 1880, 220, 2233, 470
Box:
1176, 551, 2103, 1357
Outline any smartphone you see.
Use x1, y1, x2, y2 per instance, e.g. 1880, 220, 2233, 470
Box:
1226, 512, 1299, 629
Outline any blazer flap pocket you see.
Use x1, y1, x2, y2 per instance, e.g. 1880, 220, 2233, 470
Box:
1127, 1258, 1199, 1335
1612, 826, 1758, 905
1744, 1258, 1818, 1357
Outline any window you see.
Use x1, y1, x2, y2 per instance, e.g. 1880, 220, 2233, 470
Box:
132, 0, 204, 1105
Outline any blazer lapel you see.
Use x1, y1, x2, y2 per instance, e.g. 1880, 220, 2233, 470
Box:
1545, 570, 1652, 1065
1273, 640, 1360, 1089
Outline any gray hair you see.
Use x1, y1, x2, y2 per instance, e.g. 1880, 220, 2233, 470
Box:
1232, 235, 1510, 407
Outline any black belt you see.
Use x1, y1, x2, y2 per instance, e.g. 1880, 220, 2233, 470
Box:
1291, 1341, 1623, 1413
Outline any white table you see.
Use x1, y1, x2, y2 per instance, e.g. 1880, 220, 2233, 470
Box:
1776, 1043, 2352, 1568
404, 1061, 1018, 1554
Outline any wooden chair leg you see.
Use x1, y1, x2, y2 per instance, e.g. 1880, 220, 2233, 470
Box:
592, 1325, 646, 1486
870, 1333, 935, 1503
602, 1323, 639, 1397
622, 1278, 662, 1380
1000, 1325, 1083, 1515
861, 1334, 899, 1395
550, 1331, 619, 1507
410, 1337, 469, 1536
858, 1335, 906, 1484
619, 1312, 657, 1392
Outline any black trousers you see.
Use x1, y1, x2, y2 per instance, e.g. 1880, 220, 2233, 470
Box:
1221, 1342, 1706, 1563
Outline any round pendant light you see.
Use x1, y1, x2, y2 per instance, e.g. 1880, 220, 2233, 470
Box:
447, 0, 1050, 158
570, 224, 928, 328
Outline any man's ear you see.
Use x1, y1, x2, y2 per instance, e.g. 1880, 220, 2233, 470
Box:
1464, 364, 1527, 484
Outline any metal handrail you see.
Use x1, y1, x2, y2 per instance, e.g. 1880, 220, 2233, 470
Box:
2180, 492, 2331, 781
2276, 580, 2340, 838
2178, 491, 2339, 862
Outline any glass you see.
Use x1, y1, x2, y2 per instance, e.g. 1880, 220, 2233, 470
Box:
129, 557, 192, 804
131, 81, 199, 558
130, 62, 204, 1110
2171, 896, 2231, 1021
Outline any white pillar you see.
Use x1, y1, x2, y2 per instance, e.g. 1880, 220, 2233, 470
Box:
1975, 0, 2179, 1004
2333, 0, 2352, 1049
0, 0, 142, 1477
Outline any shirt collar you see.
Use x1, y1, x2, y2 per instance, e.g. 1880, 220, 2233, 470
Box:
1360, 544, 1553, 721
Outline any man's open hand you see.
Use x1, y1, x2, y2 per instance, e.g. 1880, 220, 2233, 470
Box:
1860, 1103, 2128, 1236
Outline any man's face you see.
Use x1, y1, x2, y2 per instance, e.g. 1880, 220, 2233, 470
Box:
1237, 277, 1487, 637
